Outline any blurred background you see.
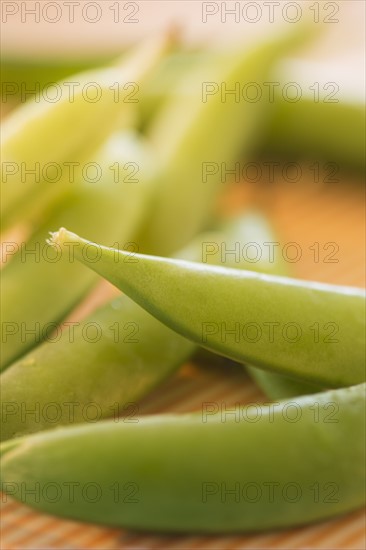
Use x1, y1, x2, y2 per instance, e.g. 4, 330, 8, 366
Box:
1, 0, 365, 54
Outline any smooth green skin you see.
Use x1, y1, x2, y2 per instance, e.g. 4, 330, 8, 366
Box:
136, 26, 313, 256
258, 97, 365, 174
207, 214, 322, 399
226, 214, 323, 398
1, 132, 153, 370
1, 34, 170, 231
53, 229, 366, 388
182, 213, 322, 398
1, 383, 365, 532
0, 217, 262, 440
0, 297, 195, 440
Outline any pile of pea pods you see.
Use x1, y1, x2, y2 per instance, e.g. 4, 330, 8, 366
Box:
1, 27, 365, 534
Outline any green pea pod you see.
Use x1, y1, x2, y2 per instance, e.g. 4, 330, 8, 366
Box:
138, 51, 365, 174
1, 383, 364, 532
136, 25, 314, 255
259, 97, 365, 174
1, 55, 114, 104
198, 212, 322, 399
137, 49, 219, 131
1, 216, 262, 440
0, 294, 195, 440
50, 229, 365, 388
257, 57, 365, 173
1, 33, 172, 232
0, 132, 153, 370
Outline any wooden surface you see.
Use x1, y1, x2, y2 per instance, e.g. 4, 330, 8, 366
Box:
1, 176, 365, 549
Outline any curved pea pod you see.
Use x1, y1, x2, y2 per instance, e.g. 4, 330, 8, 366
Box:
137, 49, 222, 131
139, 52, 365, 175
1, 33, 172, 232
0, 132, 153, 370
257, 58, 365, 174
51, 229, 366, 388
202, 212, 323, 399
136, 25, 315, 255
0, 297, 195, 440
137, 46, 365, 176
1, 55, 114, 104
259, 97, 365, 174
1, 383, 365, 532
0, 217, 259, 440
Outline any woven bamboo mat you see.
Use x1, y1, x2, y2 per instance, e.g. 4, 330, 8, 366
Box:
1, 174, 365, 549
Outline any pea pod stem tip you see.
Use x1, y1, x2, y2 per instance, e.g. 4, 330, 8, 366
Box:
47, 228, 80, 248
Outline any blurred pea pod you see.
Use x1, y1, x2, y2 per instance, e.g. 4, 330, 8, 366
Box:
256, 57, 365, 174
1, 28, 301, 370
1, 132, 154, 370
1, 55, 114, 104
137, 49, 215, 131
138, 52, 365, 175
258, 97, 365, 174
136, 26, 315, 255
1, 33, 172, 232
1, 216, 259, 440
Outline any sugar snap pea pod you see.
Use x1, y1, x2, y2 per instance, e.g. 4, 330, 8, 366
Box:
138, 51, 365, 175
1, 383, 365, 532
137, 49, 220, 131
1, 33, 172, 232
257, 58, 365, 174
203, 212, 322, 399
0, 296, 195, 440
50, 229, 366, 388
0, 213, 313, 441
136, 26, 313, 255
0, 132, 153, 370
1, 55, 114, 105
137, 44, 365, 175
0, 217, 259, 440
258, 97, 365, 174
